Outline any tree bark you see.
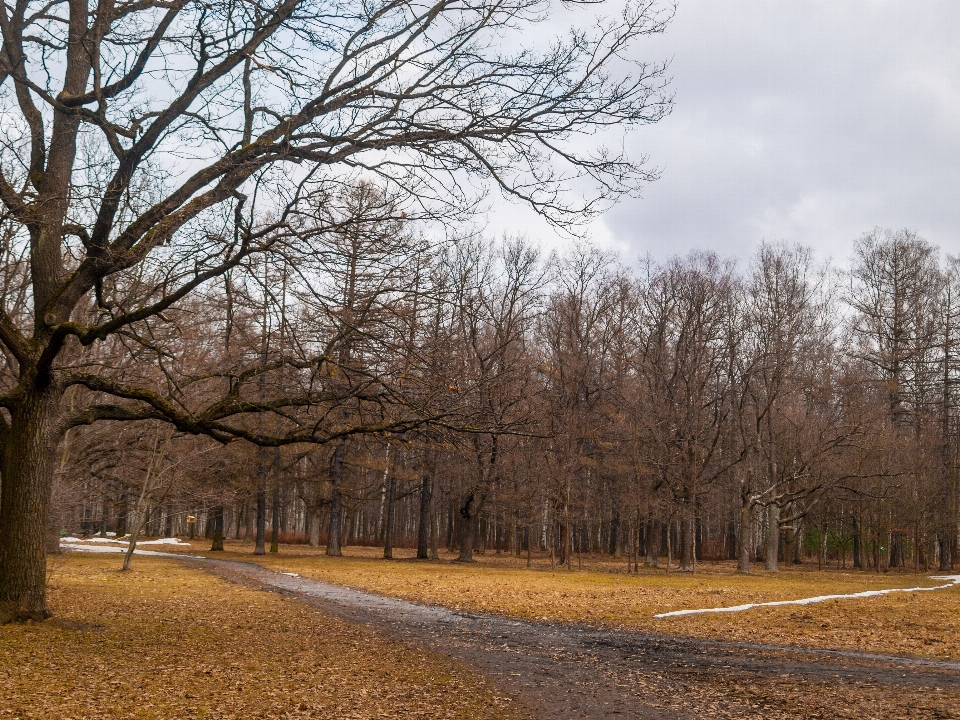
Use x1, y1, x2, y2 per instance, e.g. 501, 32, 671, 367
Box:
938, 532, 952, 572
608, 509, 620, 557
738, 499, 752, 573
270, 484, 280, 554
383, 465, 397, 559
679, 508, 694, 572
765, 502, 780, 572
645, 517, 660, 567
115, 493, 128, 537
254, 446, 267, 555
558, 520, 569, 567
416, 468, 433, 559
326, 441, 345, 556
309, 506, 322, 547
852, 514, 862, 569
455, 491, 483, 562
210, 506, 225, 551
0, 387, 63, 623
270, 446, 281, 553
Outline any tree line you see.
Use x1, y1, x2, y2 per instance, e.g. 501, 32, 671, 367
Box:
51, 225, 960, 577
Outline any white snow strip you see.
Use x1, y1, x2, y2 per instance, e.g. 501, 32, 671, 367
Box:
59, 536, 191, 546
654, 576, 960, 619
281, 572, 300, 577
59, 542, 201, 559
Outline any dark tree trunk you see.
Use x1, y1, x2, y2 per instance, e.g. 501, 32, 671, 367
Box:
765, 503, 780, 572
383, 467, 397, 559
645, 517, 661, 567
792, 522, 803, 564
938, 533, 951, 572
446, 499, 456, 552
695, 516, 704, 562
416, 468, 433, 559
477, 514, 487, 554
455, 491, 483, 562
254, 446, 267, 555
852, 515, 862, 569
679, 509, 694, 572
0, 386, 63, 623
558, 520, 569, 567
270, 484, 280, 553
210, 506, 225, 551
327, 441, 345, 556
270, 446, 281, 553
309, 506, 322, 547
115, 493, 128, 537
738, 499, 752, 573
608, 509, 620, 557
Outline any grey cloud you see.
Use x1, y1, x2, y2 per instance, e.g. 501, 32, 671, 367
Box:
594, 0, 960, 264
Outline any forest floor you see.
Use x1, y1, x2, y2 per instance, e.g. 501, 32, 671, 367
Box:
0, 553, 525, 720
53, 539, 960, 718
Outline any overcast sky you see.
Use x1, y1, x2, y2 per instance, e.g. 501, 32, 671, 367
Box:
489, 0, 960, 266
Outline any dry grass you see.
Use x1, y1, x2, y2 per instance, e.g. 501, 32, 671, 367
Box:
0, 553, 526, 720
187, 540, 960, 660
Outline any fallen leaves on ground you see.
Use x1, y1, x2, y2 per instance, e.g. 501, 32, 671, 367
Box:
0, 554, 528, 720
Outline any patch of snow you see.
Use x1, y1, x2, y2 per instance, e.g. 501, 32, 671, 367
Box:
654, 576, 960, 619
58, 536, 191, 546
281, 572, 300, 577
59, 543, 201, 559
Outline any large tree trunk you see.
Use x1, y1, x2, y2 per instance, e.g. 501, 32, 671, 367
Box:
115, 493, 128, 537
678, 508, 694, 572
765, 502, 780, 572
270, 446, 281, 553
254, 446, 267, 555
209, 506, 225, 551
270, 483, 280, 553
309, 506, 322, 547
383, 466, 397, 559
416, 469, 433, 559
0, 387, 63, 623
645, 517, 660, 567
608, 509, 620, 557
738, 498, 752, 573
852, 514, 862, 569
558, 519, 569, 567
326, 441, 345, 556
455, 491, 483, 562
938, 532, 952, 572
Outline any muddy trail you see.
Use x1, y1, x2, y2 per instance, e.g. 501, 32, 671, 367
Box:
190, 558, 960, 719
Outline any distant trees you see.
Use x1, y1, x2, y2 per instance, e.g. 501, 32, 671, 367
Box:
45, 228, 960, 586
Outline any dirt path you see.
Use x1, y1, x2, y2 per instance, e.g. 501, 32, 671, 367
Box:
190, 558, 960, 719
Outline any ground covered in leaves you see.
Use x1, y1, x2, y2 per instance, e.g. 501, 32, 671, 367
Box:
0, 554, 526, 720
190, 541, 960, 661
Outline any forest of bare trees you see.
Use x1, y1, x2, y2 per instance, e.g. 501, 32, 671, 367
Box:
0, 0, 956, 630
40, 228, 960, 583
